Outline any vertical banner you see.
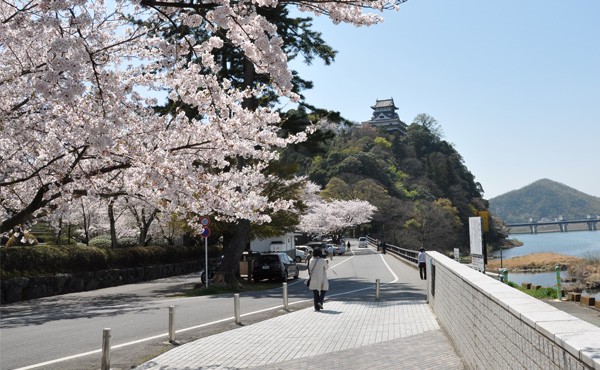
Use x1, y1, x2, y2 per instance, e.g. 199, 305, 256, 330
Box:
476, 210, 490, 232
469, 217, 485, 273
454, 248, 460, 262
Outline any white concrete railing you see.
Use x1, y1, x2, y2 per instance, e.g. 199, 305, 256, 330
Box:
426, 251, 600, 370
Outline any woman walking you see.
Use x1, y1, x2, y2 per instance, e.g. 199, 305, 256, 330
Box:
308, 248, 330, 311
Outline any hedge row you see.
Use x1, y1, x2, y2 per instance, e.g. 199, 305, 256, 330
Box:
0, 244, 221, 280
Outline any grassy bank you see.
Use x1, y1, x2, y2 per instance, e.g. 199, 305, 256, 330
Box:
486, 252, 584, 272
487, 252, 600, 289
506, 282, 558, 299
182, 280, 285, 297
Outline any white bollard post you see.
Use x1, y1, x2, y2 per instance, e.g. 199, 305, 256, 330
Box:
283, 282, 288, 311
169, 306, 175, 343
376, 279, 380, 301
234, 293, 241, 324
101, 328, 111, 370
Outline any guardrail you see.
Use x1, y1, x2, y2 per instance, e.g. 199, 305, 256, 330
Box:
366, 237, 508, 282
365, 236, 419, 265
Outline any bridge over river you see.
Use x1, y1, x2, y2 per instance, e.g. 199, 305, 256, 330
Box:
507, 217, 600, 233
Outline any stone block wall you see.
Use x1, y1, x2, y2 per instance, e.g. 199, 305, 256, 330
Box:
1, 261, 201, 304
426, 251, 600, 370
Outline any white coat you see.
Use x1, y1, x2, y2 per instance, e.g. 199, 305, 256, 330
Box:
308, 257, 329, 291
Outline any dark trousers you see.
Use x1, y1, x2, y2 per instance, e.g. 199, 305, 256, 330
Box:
313, 290, 327, 310
419, 262, 427, 280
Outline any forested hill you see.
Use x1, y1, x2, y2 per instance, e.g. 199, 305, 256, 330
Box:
281, 111, 509, 252
488, 179, 600, 223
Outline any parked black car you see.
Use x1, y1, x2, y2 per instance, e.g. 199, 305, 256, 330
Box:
306, 241, 329, 257
252, 253, 299, 282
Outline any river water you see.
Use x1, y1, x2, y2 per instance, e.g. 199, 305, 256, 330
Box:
491, 230, 600, 299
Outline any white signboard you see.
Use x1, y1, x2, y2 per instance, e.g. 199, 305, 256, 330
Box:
472, 255, 485, 272
469, 217, 484, 273
454, 248, 460, 262
270, 242, 285, 252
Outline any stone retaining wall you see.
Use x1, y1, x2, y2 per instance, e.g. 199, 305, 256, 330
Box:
0, 261, 201, 304
426, 251, 600, 370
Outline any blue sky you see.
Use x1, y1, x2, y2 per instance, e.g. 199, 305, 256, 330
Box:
288, 0, 600, 199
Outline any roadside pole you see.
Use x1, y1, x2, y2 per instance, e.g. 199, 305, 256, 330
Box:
200, 217, 211, 288
205, 236, 208, 288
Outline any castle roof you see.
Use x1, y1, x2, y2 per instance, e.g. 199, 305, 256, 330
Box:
371, 98, 398, 110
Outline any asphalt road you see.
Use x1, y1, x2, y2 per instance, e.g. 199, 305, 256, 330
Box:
0, 241, 425, 370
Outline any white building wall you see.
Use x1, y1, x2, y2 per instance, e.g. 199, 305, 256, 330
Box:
250, 233, 295, 253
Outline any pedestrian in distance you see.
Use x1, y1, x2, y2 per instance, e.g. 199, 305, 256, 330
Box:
381, 240, 387, 254
418, 248, 427, 280
306, 249, 312, 266
327, 244, 334, 259
308, 248, 330, 311
347, 241, 351, 250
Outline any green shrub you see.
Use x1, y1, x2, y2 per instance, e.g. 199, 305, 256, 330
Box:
118, 238, 138, 248
89, 236, 112, 248
34, 233, 54, 243
507, 281, 558, 299
89, 235, 139, 248
44, 236, 77, 246
1, 243, 204, 279
529, 287, 557, 299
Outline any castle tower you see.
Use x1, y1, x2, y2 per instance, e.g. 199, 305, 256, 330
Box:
362, 98, 407, 134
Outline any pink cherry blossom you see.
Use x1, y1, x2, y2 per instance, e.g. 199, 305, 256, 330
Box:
1, 0, 403, 234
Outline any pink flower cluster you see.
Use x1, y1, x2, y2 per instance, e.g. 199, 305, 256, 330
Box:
0, 0, 401, 233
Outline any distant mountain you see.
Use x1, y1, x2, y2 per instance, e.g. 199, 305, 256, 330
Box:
489, 179, 600, 223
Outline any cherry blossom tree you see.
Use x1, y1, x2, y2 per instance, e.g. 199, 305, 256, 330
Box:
1, 0, 406, 237
299, 197, 377, 241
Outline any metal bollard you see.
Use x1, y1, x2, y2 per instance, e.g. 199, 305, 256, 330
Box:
375, 279, 380, 301
555, 266, 562, 300
169, 306, 175, 343
101, 328, 111, 370
283, 282, 288, 311
234, 293, 241, 324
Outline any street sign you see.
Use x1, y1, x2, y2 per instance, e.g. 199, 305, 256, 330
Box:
200, 217, 210, 226
201, 227, 210, 238
469, 217, 484, 273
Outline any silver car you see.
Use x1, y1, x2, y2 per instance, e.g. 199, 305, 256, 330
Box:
329, 243, 346, 255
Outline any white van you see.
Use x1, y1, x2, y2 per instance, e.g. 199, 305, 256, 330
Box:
358, 237, 368, 248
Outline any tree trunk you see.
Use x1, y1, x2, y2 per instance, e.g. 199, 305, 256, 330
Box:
108, 200, 118, 248
218, 219, 251, 286
211, 56, 256, 287
56, 218, 63, 245
138, 209, 158, 246
81, 202, 90, 245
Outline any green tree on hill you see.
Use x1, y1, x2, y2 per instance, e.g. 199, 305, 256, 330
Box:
288, 112, 504, 253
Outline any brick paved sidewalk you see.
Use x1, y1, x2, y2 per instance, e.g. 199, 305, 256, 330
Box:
134, 300, 464, 370
257, 329, 463, 370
